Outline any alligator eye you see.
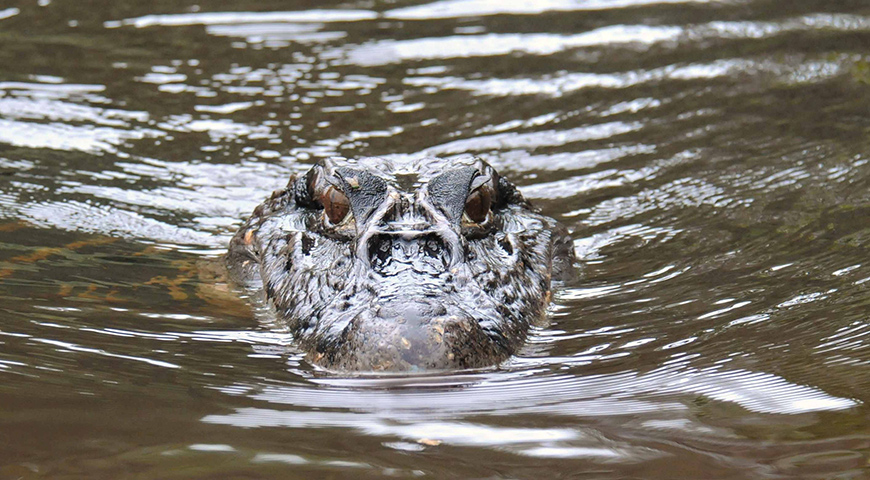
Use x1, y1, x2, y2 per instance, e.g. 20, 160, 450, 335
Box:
321, 186, 351, 225
463, 185, 492, 224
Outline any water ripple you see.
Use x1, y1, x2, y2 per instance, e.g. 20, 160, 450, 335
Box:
384, 0, 740, 20
323, 26, 683, 66
110, 10, 377, 29
3, 1, 870, 477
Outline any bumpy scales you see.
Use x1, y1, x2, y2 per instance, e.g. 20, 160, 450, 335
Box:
227, 156, 574, 371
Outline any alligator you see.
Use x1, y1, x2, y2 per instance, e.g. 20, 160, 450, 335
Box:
226, 156, 575, 371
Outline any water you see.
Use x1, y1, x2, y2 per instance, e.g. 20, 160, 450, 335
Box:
2, 0, 870, 478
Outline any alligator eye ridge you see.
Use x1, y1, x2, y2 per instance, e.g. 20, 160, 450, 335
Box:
463, 185, 492, 224
322, 186, 351, 225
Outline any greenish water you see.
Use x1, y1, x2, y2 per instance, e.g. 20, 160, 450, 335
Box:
2, 0, 870, 478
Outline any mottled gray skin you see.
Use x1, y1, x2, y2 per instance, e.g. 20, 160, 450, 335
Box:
226, 156, 574, 372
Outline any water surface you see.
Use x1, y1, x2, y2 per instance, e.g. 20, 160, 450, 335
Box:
2, 0, 870, 478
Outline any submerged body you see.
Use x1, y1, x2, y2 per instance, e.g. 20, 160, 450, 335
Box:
227, 156, 574, 371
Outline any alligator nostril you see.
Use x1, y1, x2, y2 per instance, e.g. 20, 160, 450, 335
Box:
368, 234, 392, 268
367, 233, 450, 273
424, 236, 443, 258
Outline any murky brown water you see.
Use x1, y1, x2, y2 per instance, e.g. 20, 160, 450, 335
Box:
2, 0, 870, 478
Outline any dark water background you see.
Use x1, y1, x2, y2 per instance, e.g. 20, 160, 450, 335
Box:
2, 0, 870, 478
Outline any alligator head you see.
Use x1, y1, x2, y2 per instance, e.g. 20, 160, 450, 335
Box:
227, 156, 574, 372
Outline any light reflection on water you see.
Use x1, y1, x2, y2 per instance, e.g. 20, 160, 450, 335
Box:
383, 0, 737, 20
2, 0, 870, 478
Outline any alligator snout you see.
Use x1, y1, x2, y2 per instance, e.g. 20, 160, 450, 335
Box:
366, 233, 451, 274
326, 300, 509, 371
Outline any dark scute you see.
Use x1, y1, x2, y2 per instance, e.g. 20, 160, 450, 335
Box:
496, 175, 527, 209
301, 234, 315, 255
294, 171, 319, 209
335, 167, 388, 225
427, 166, 479, 223
498, 235, 514, 255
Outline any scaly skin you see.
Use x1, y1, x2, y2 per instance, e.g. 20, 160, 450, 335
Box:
226, 156, 574, 372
